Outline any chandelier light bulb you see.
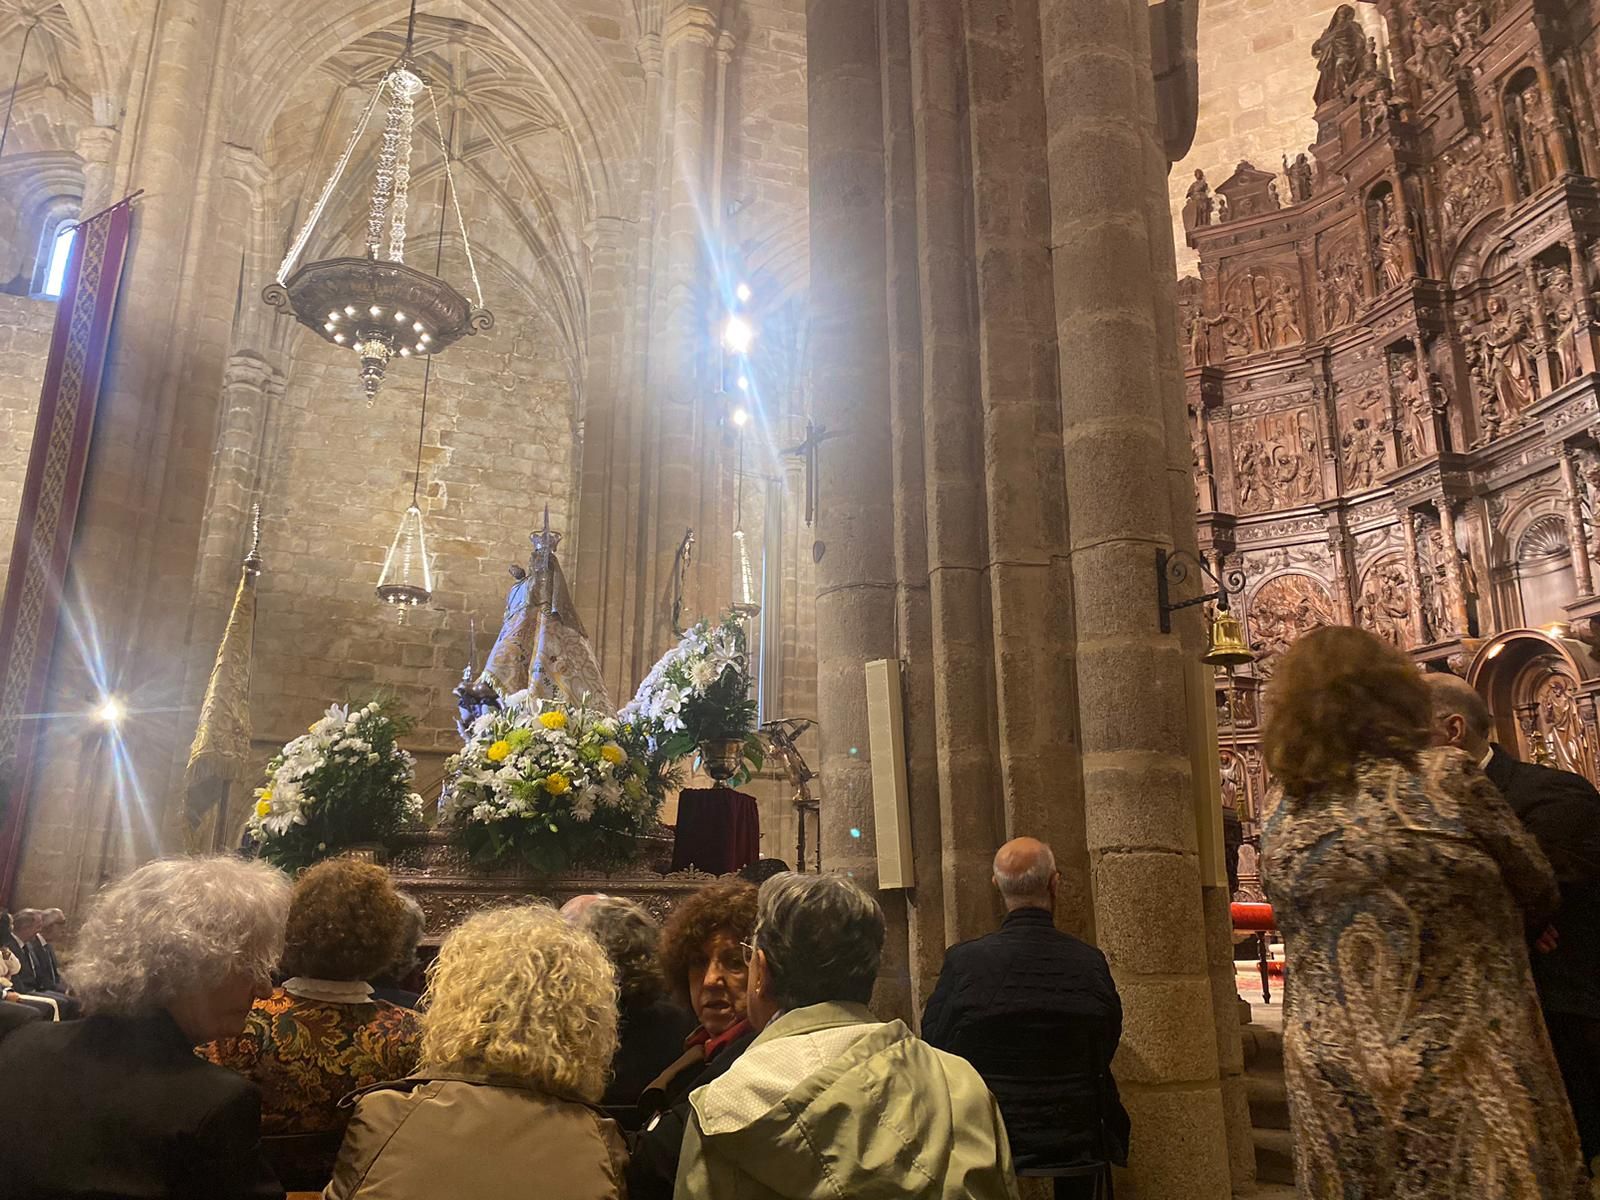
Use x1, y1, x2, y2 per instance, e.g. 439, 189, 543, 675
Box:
735, 281, 753, 304
345, 305, 357, 316
370, 305, 382, 317
328, 310, 340, 322
395, 311, 407, 322
334, 334, 347, 344
737, 374, 750, 392
732, 406, 750, 427
94, 696, 126, 726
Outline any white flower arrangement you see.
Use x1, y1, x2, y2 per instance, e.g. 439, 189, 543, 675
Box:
621, 613, 757, 758
249, 700, 420, 871
447, 694, 671, 871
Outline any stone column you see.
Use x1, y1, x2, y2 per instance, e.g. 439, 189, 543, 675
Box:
574, 215, 642, 700
74, 125, 118, 216
962, 0, 1087, 937
1398, 506, 1430, 645
904, 0, 1005, 942
879, 0, 945, 1005
630, 4, 721, 669
1560, 448, 1596, 596
1042, 0, 1231, 1193
807, 0, 908, 1017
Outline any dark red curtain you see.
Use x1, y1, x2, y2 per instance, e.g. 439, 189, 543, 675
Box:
0, 200, 133, 902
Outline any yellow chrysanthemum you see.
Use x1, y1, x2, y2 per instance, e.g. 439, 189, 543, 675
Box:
538, 710, 568, 731
485, 740, 513, 763
544, 772, 571, 795
600, 742, 627, 766
255, 799, 272, 819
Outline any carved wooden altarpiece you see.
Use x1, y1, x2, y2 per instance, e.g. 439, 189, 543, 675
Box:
1182, 0, 1600, 896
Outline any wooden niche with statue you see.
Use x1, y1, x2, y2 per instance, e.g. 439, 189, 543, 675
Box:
1182, 0, 1600, 895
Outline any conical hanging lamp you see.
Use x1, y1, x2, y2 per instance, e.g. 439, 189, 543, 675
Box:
264, 0, 491, 403
377, 112, 456, 616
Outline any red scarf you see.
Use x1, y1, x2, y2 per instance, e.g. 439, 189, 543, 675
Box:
688, 1018, 750, 1062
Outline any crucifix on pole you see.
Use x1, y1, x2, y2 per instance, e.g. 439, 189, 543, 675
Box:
782, 418, 839, 529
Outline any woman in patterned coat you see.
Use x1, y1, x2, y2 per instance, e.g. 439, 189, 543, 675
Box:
202, 857, 421, 1189
1261, 625, 1586, 1198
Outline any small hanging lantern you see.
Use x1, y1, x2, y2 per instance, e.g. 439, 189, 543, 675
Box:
377, 503, 433, 611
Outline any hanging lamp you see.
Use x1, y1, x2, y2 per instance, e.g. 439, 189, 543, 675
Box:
376, 111, 458, 615
264, 0, 491, 402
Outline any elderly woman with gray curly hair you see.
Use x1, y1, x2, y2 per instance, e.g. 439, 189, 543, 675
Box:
565, 895, 695, 1125
0, 855, 292, 1200
324, 904, 627, 1200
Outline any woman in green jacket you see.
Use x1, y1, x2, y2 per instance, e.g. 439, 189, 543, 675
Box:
676, 873, 1019, 1200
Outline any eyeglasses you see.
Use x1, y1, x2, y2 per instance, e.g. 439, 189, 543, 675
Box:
740, 939, 756, 965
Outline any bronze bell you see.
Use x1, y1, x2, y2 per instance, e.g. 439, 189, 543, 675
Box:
1202, 607, 1255, 669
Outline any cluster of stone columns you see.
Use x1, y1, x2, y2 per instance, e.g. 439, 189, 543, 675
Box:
808, 0, 1241, 1193
574, 1, 738, 699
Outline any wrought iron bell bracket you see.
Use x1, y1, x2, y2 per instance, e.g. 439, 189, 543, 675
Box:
1156, 547, 1246, 635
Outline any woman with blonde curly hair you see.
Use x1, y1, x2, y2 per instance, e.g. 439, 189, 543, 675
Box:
325, 903, 626, 1200
202, 857, 421, 1189
1262, 625, 1585, 1197
0, 855, 291, 1199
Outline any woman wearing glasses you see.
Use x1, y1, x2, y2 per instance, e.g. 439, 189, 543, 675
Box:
627, 880, 758, 1200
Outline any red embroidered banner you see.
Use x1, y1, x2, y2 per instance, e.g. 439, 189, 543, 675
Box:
0, 201, 133, 902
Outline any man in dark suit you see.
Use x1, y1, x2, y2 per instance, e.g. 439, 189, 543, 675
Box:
1430, 674, 1600, 1171
3, 910, 41, 993
14, 908, 78, 1019
921, 837, 1130, 1197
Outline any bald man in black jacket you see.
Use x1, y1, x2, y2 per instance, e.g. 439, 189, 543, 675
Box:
1431, 673, 1600, 1171
921, 838, 1129, 1197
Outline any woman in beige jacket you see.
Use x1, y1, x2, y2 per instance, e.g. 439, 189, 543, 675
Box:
323, 905, 627, 1200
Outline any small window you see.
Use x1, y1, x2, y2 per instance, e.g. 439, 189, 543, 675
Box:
40, 224, 75, 299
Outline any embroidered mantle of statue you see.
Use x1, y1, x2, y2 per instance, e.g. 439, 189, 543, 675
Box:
454, 526, 611, 735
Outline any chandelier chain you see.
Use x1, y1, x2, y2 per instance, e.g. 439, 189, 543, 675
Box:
412, 107, 456, 507
368, 74, 406, 257
0, 19, 40, 164
425, 83, 483, 308
277, 80, 384, 281
386, 89, 416, 262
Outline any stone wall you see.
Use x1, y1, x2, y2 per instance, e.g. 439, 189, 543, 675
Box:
1169, 0, 1345, 274
0, 294, 55, 591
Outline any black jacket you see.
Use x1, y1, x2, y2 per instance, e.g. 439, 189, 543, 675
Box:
625, 1024, 757, 1200
2, 933, 38, 992
0, 1010, 284, 1200
0, 1001, 39, 1042
921, 907, 1131, 1169
1485, 743, 1600, 1018
29, 937, 63, 993
604, 995, 697, 1127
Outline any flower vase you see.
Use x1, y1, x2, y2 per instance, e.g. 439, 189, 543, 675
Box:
699, 738, 747, 784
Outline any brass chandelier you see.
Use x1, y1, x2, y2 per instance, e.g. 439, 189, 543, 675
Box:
264, 2, 492, 401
